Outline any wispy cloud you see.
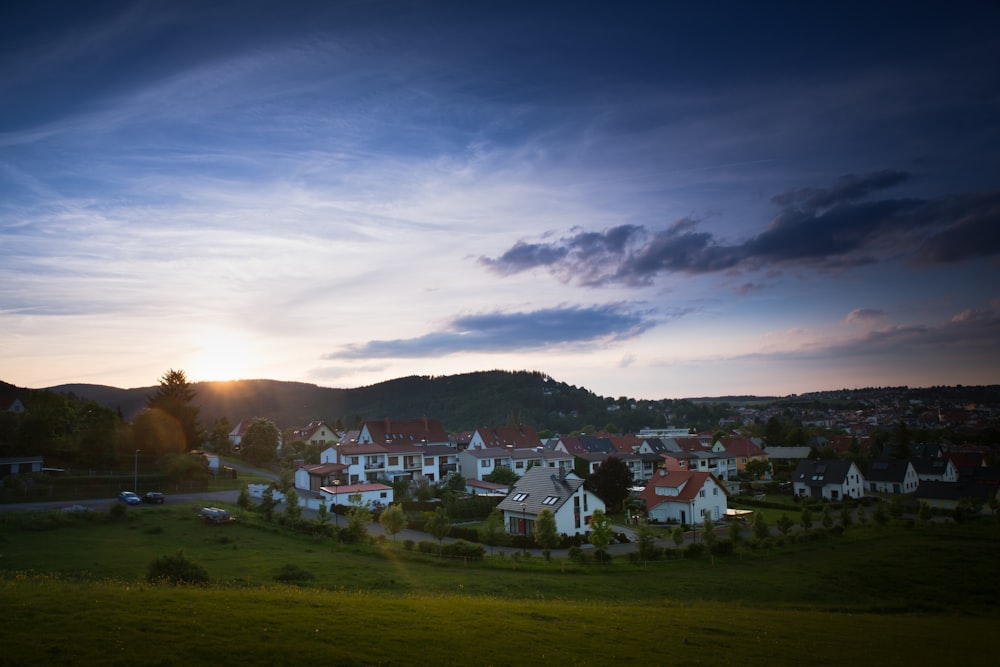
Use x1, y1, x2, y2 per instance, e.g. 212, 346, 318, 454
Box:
325, 304, 659, 359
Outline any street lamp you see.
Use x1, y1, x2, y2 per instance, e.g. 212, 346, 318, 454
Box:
520, 502, 527, 556
134, 449, 140, 493
333, 479, 340, 527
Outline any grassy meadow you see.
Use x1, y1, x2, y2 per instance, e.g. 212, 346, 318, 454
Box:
1, 502, 998, 666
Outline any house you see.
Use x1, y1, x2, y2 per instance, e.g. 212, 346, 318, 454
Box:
228, 419, 253, 449
865, 460, 919, 495
286, 421, 340, 446
915, 468, 1000, 513
791, 460, 866, 501
715, 437, 768, 475
357, 418, 450, 447
468, 425, 542, 450
294, 462, 348, 493
910, 457, 958, 483
0, 455, 43, 478
637, 469, 729, 525
319, 481, 393, 509
496, 467, 605, 537
465, 478, 511, 497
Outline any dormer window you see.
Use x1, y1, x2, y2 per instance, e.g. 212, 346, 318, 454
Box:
512, 492, 529, 502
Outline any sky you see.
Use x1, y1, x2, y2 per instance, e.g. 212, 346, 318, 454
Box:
2, 1, 999, 400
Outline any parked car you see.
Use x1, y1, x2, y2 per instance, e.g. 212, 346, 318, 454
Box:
143, 491, 165, 504
199, 507, 235, 524
117, 491, 141, 505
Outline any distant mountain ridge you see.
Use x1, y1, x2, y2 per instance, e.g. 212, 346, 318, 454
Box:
46, 371, 628, 433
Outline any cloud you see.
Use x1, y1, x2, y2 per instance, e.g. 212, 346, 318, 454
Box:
845, 308, 885, 324
481, 171, 1000, 286
324, 304, 657, 359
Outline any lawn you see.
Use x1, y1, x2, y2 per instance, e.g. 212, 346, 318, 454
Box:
1, 502, 998, 665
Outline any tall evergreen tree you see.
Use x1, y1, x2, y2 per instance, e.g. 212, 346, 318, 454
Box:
146, 370, 202, 449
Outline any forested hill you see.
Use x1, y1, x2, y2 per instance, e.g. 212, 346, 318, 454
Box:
47, 371, 695, 433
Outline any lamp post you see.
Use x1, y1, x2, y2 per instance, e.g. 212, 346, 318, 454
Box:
333, 479, 340, 527
134, 449, 140, 493
520, 502, 527, 556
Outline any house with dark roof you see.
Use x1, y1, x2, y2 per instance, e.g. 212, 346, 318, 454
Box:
916, 467, 1000, 513
294, 462, 348, 492
792, 459, 865, 501
287, 421, 340, 446
638, 469, 729, 525
865, 460, 919, 495
497, 466, 604, 537
910, 457, 958, 483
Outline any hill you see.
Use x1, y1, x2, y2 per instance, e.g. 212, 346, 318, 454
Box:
48, 371, 682, 433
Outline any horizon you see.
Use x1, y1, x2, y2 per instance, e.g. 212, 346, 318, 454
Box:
3, 2, 999, 400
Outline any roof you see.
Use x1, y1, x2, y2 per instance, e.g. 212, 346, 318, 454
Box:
362, 417, 450, 445
638, 470, 727, 508
473, 425, 543, 449
288, 421, 338, 442
865, 459, 913, 483
916, 480, 998, 502
792, 459, 858, 486
298, 463, 348, 476
910, 458, 955, 476
765, 446, 812, 460
496, 466, 585, 515
466, 479, 510, 491
719, 437, 765, 458
320, 483, 392, 495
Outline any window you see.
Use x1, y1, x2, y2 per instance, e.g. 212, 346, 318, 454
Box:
351, 457, 359, 465
542, 496, 559, 505
713, 487, 718, 496
380, 492, 387, 498
512, 492, 529, 502
482, 459, 491, 468
425, 457, 435, 465
583, 493, 588, 511
574, 496, 581, 528
699, 489, 705, 498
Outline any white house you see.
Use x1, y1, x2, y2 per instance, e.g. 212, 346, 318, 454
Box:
496, 467, 605, 537
320, 482, 393, 509
638, 469, 729, 525
865, 460, 919, 495
792, 460, 866, 501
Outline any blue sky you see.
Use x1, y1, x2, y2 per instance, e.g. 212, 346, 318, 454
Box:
2, 1, 998, 399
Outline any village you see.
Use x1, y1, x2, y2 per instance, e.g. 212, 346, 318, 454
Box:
228, 409, 1000, 544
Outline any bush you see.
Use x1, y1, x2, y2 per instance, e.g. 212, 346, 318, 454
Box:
403, 539, 415, 551
567, 546, 589, 563
441, 540, 485, 560
710, 540, 733, 556
684, 542, 706, 559
273, 564, 315, 584
146, 551, 210, 585
108, 502, 128, 522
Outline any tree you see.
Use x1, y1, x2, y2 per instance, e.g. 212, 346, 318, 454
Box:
635, 524, 660, 562
776, 513, 793, 535
425, 507, 452, 556
701, 512, 717, 553
752, 511, 770, 540
800, 507, 813, 530
315, 499, 331, 530
259, 486, 277, 521
671, 524, 685, 547
821, 505, 833, 528
483, 467, 519, 485
534, 508, 560, 557
208, 416, 233, 455
743, 459, 772, 481
918, 500, 933, 523
343, 492, 372, 542
588, 509, 614, 563
585, 456, 633, 513
379, 503, 406, 540
146, 369, 202, 450
163, 453, 209, 487
240, 418, 280, 467
283, 488, 302, 522
478, 508, 508, 555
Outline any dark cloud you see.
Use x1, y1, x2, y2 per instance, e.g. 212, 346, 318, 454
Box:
480, 170, 1000, 286
324, 303, 657, 359
770, 169, 911, 209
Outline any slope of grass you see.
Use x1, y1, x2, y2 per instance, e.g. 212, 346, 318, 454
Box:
1, 502, 998, 664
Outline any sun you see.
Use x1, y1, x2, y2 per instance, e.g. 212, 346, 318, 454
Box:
187, 329, 259, 382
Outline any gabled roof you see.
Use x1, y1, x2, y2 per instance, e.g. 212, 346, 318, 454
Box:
298, 463, 348, 476
719, 437, 765, 458
866, 459, 913, 483
320, 483, 392, 495
288, 420, 339, 442
909, 457, 955, 477
362, 418, 450, 445
792, 459, 858, 487
473, 425, 543, 449
496, 466, 585, 515
642, 438, 681, 454
638, 470, 727, 508
229, 418, 253, 437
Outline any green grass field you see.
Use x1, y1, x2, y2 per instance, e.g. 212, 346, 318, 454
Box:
1, 502, 998, 665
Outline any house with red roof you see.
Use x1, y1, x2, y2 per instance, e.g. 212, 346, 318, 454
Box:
638, 469, 729, 525
358, 417, 450, 447
468, 425, 542, 450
